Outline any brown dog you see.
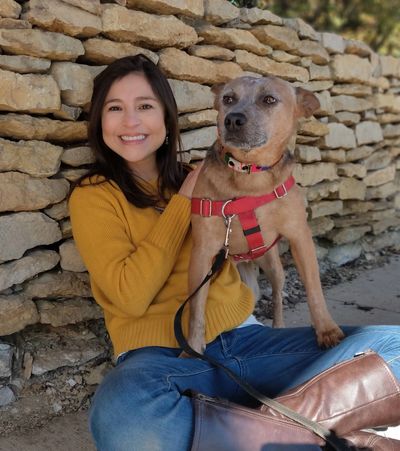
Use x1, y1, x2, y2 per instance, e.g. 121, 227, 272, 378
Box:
186, 75, 344, 355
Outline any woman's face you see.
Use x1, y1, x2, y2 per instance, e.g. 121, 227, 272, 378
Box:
101, 72, 167, 180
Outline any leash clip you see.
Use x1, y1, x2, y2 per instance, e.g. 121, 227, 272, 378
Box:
223, 214, 235, 258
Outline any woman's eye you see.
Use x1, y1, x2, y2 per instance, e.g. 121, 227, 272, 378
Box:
139, 104, 153, 110
222, 95, 234, 105
263, 95, 277, 105
108, 105, 121, 111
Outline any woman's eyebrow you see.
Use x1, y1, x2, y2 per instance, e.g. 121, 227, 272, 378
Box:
104, 95, 158, 106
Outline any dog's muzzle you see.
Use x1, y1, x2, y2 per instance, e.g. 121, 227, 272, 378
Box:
224, 112, 247, 131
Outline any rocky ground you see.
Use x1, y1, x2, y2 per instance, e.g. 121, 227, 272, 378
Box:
0, 247, 398, 437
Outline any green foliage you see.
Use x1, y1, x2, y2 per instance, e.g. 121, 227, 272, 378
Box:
229, 0, 400, 56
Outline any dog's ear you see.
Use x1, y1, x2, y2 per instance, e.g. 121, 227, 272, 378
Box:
295, 87, 320, 118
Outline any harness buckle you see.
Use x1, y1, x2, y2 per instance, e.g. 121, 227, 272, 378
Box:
221, 200, 234, 220
199, 198, 212, 217
274, 184, 288, 199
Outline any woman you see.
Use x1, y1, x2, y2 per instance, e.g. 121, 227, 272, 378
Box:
69, 54, 400, 450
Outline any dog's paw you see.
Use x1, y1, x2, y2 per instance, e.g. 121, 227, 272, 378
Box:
316, 325, 345, 348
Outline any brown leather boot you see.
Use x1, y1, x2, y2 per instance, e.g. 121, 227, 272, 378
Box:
265, 351, 400, 436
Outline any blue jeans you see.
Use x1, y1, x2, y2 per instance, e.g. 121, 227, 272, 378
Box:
89, 325, 400, 451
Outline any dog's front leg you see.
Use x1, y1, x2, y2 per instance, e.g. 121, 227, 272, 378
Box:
183, 218, 223, 357
289, 226, 344, 347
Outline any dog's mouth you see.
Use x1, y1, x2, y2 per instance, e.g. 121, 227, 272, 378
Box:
222, 134, 267, 151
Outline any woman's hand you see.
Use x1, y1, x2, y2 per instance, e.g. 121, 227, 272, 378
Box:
178, 161, 204, 199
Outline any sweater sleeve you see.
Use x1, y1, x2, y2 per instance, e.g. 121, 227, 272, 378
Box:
68, 183, 191, 318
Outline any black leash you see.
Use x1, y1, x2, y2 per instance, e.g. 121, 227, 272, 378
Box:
174, 248, 357, 451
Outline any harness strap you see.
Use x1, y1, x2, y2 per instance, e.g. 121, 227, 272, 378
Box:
191, 176, 295, 260
191, 176, 295, 218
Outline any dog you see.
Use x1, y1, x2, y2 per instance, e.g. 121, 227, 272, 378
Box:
185, 75, 344, 355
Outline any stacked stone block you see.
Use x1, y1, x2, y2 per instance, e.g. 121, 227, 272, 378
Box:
0, 0, 399, 411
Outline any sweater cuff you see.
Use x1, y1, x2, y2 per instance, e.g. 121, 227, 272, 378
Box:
147, 194, 191, 253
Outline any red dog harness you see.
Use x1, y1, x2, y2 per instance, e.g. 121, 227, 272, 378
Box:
191, 175, 295, 261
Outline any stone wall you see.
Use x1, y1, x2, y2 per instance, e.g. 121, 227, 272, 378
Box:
0, 0, 399, 415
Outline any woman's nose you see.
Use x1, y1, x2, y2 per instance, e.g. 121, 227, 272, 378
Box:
122, 109, 141, 126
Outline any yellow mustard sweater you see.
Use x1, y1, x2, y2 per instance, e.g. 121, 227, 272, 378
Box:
68, 176, 254, 356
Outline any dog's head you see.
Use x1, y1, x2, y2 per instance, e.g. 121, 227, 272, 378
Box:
212, 76, 320, 155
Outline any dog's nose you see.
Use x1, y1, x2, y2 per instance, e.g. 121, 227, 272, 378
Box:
224, 112, 247, 131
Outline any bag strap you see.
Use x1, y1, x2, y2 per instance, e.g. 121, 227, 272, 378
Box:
174, 249, 355, 451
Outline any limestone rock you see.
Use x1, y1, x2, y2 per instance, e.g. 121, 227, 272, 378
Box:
0, 17, 31, 29
83, 38, 158, 65
327, 243, 362, 266
102, 4, 198, 49
271, 50, 300, 64
294, 145, 321, 163
366, 182, 397, 200
44, 200, 69, 220
354, 121, 383, 146
341, 200, 374, 216
234, 50, 309, 83
345, 39, 372, 57
0, 0, 21, 18
0, 172, 69, 212
0, 114, 87, 143
379, 55, 400, 77
309, 200, 343, 218
309, 216, 334, 236
53, 104, 83, 121
0, 55, 51, 74
0, 212, 61, 262
331, 84, 372, 98
338, 178, 366, 200
62, 0, 101, 15
204, 0, 239, 25
60, 167, 89, 182
334, 111, 361, 126
30, 326, 105, 376
320, 149, 346, 163
337, 163, 366, 179
0, 69, 60, 114
293, 162, 337, 187
181, 126, 216, 151
346, 145, 374, 162
284, 18, 318, 41
363, 151, 392, 171
251, 25, 300, 52
37, 298, 102, 327
321, 123, 356, 149
168, 79, 214, 113
326, 225, 370, 245
23, 271, 91, 299
332, 95, 373, 113
197, 24, 271, 57
160, 48, 235, 84
0, 250, 60, 291
0, 29, 84, 61
188, 45, 234, 61
306, 181, 340, 202
62, 146, 95, 167
364, 166, 396, 187
179, 109, 217, 130
0, 343, 13, 378
59, 239, 86, 272
23, 0, 102, 38
383, 124, 400, 138
298, 119, 329, 137
292, 40, 329, 64
239, 7, 282, 26
330, 54, 373, 83
0, 295, 39, 335
309, 63, 331, 81
126, 0, 204, 18
0, 138, 63, 177
50, 62, 95, 108
319, 32, 345, 54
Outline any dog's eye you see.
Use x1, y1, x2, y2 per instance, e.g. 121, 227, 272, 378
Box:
263, 95, 277, 105
222, 95, 234, 105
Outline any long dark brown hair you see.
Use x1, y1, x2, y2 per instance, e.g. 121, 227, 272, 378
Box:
72, 54, 188, 208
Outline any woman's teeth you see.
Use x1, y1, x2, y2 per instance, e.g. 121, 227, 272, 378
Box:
120, 135, 146, 142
